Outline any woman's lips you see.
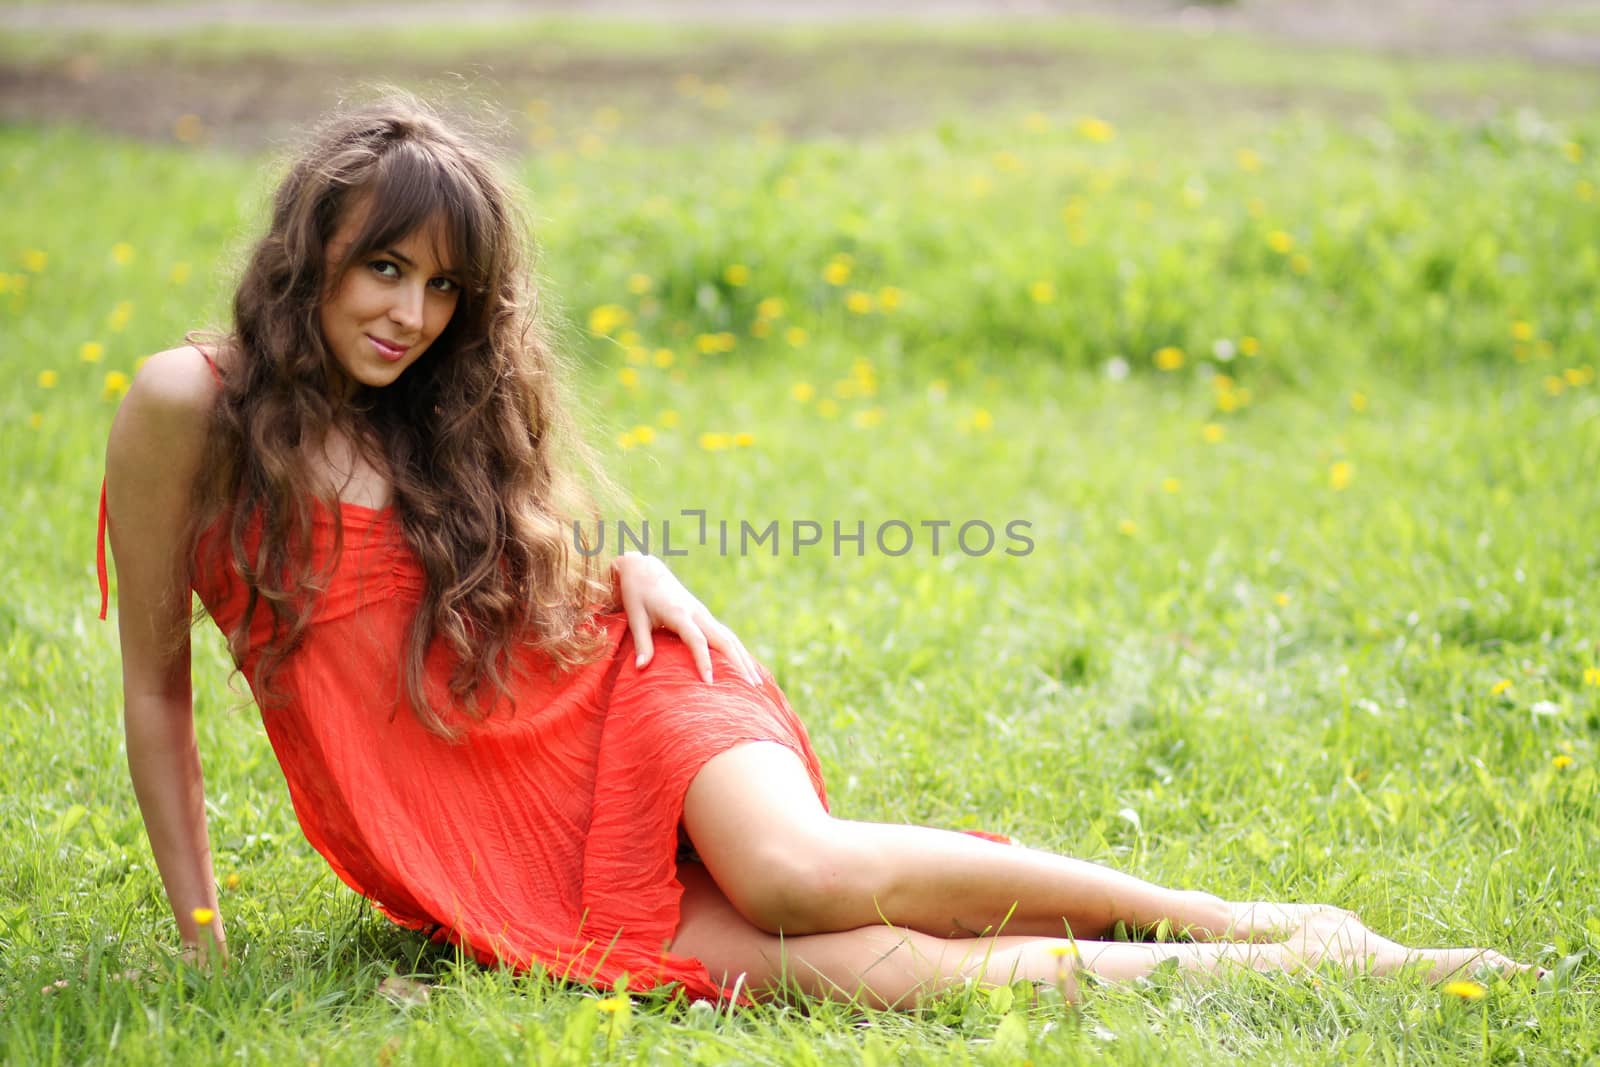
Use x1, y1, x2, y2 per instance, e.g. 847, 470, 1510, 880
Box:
368, 335, 409, 362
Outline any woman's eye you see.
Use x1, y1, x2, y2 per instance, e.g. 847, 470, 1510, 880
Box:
369, 260, 400, 278
430, 277, 459, 294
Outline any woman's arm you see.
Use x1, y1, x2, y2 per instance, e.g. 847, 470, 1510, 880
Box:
105, 347, 227, 962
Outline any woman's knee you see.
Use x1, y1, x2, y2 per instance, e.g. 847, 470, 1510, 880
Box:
714, 821, 887, 935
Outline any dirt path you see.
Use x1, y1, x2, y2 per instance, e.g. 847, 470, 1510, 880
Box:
2, 0, 1596, 149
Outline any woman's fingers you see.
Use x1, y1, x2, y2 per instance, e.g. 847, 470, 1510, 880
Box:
675, 607, 715, 683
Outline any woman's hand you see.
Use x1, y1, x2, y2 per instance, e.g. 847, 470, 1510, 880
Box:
612, 552, 761, 686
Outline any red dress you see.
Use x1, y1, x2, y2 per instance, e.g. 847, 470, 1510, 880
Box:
97, 488, 828, 1001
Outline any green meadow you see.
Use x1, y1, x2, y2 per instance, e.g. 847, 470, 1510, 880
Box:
2, 12, 1598, 1065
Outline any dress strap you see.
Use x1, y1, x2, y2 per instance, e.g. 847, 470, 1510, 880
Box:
97, 479, 110, 621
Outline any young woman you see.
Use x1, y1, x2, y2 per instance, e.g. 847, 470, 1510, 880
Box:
101, 96, 1530, 1009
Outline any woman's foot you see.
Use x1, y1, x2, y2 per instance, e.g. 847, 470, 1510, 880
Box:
1287, 911, 1535, 980
1223, 901, 1353, 942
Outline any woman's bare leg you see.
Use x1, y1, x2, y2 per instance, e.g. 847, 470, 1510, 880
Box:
681, 742, 1318, 941
671, 864, 1529, 1010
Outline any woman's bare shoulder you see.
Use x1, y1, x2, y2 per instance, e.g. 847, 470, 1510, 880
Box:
108, 344, 220, 467
124, 344, 220, 416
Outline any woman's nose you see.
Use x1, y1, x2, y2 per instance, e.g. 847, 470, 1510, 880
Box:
388, 284, 425, 331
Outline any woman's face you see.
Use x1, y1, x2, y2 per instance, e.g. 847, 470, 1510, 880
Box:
319, 205, 461, 391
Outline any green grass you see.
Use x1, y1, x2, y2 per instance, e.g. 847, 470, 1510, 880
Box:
3, 19, 1600, 1067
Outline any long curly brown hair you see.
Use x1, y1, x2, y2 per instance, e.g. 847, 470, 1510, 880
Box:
192, 95, 611, 739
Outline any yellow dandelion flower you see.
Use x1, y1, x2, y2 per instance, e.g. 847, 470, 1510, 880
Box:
108, 300, 133, 331
1239, 336, 1261, 357
1023, 112, 1051, 133
790, 382, 815, 403
191, 907, 215, 926
103, 370, 131, 398
1267, 230, 1295, 255
618, 330, 642, 349
694, 333, 721, 355
626, 273, 653, 295
577, 133, 606, 159
1048, 944, 1079, 958
1543, 376, 1566, 397
1153, 346, 1185, 372
1562, 141, 1584, 163
658, 409, 680, 429
225, 873, 241, 891
596, 996, 629, 1014
1161, 477, 1180, 494
617, 430, 638, 451
1563, 367, 1591, 387
1077, 116, 1115, 143
852, 407, 884, 428
1350, 391, 1368, 413
972, 408, 993, 432
1216, 391, 1240, 414
1212, 374, 1235, 390
1490, 679, 1512, 696
1202, 423, 1225, 444
750, 319, 772, 338
1289, 254, 1311, 275
1328, 461, 1353, 490
697, 431, 731, 452
756, 296, 785, 320
1510, 321, 1535, 342
37, 369, 59, 388
80, 341, 105, 363
723, 263, 750, 287
832, 379, 857, 399
1061, 197, 1086, 225
170, 261, 191, 285
1029, 280, 1056, 304
714, 332, 736, 353
969, 174, 993, 198
1579, 180, 1595, 202
1442, 980, 1487, 1001
1553, 754, 1575, 770
652, 348, 675, 368
1584, 666, 1600, 687
27, 412, 42, 429
785, 326, 809, 348
1236, 148, 1261, 173
173, 113, 205, 143
625, 346, 648, 366
822, 260, 852, 286
630, 425, 656, 446
23, 248, 47, 273
1274, 592, 1290, 608
618, 367, 640, 389
992, 150, 1024, 174
815, 397, 840, 419
110, 243, 134, 266
733, 431, 755, 448
587, 304, 629, 336
845, 290, 874, 315
1118, 519, 1138, 536
876, 286, 903, 312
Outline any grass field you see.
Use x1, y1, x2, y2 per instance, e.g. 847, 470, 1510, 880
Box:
2, 11, 1599, 1066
